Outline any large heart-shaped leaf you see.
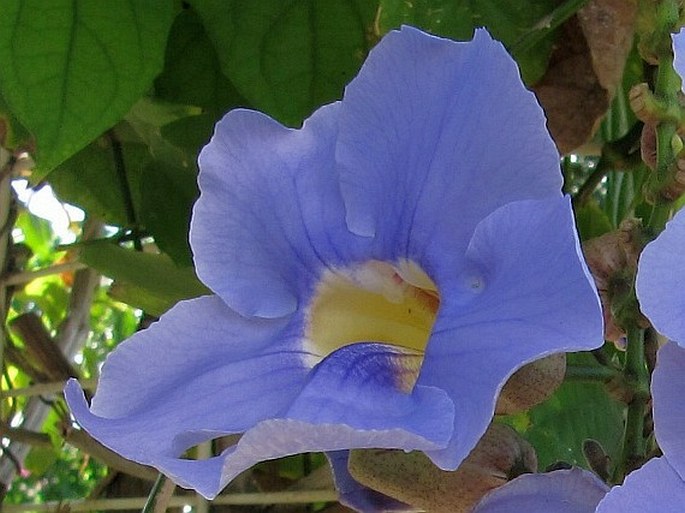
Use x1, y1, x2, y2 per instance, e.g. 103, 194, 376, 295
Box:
192, 0, 376, 126
0, 0, 174, 178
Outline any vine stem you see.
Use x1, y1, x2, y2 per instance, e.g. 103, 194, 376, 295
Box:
654, 49, 679, 182
0, 147, 13, 382
1, 261, 87, 287
107, 130, 142, 251
647, 0, 682, 228
142, 474, 175, 513
613, 0, 685, 483
3, 490, 340, 512
564, 364, 619, 382
615, 326, 650, 482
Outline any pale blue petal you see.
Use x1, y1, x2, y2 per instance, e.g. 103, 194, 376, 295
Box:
472, 468, 608, 513
65, 295, 308, 495
212, 419, 444, 500
287, 343, 454, 441
193, 102, 367, 318
674, 29, 685, 90
327, 451, 412, 513
636, 209, 685, 346
652, 342, 685, 479
85, 296, 305, 426
154, 456, 226, 500
67, 324, 453, 498
205, 344, 453, 495
595, 457, 685, 513
337, 26, 561, 270
420, 196, 603, 469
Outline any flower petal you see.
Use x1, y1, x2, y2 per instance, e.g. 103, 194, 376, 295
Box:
327, 451, 413, 513
206, 343, 453, 497
595, 457, 685, 513
193, 102, 367, 318
217, 420, 446, 500
674, 28, 685, 90
652, 342, 685, 479
337, 26, 561, 269
420, 196, 603, 469
287, 343, 454, 440
636, 208, 685, 345
472, 468, 608, 513
65, 295, 308, 494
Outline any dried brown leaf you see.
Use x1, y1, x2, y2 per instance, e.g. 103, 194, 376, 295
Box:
534, 0, 637, 153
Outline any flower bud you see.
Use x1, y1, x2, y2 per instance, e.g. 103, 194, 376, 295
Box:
348, 424, 537, 513
496, 353, 566, 415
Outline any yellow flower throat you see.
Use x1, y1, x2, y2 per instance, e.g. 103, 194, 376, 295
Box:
305, 260, 440, 389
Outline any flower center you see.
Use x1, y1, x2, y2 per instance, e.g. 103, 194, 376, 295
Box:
304, 260, 440, 385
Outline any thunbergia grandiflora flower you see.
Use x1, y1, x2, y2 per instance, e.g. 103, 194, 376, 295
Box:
592, 27, 685, 512
65, 26, 603, 502
472, 467, 609, 513
674, 27, 685, 90
593, 208, 685, 512
472, 208, 685, 513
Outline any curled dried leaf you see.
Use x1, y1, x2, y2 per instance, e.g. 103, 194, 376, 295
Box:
534, 0, 637, 153
583, 219, 646, 342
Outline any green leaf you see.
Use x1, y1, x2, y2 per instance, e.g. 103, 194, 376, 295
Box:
603, 168, 646, 228
50, 101, 200, 259
15, 210, 55, 261
153, 6, 245, 155
16, 279, 69, 329
127, 98, 202, 133
140, 160, 198, 266
192, 0, 376, 126
600, 45, 642, 143
80, 241, 208, 316
123, 98, 199, 168
378, 0, 474, 40
161, 113, 219, 151
24, 446, 59, 477
259, 453, 327, 481
107, 282, 176, 317
0, 89, 31, 150
575, 201, 613, 240
524, 379, 624, 471
49, 139, 150, 227
155, 7, 247, 114
471, 1, 557, 84
378, 0, 557, 84
0, 0, 174, 178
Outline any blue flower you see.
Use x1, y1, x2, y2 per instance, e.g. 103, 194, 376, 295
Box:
674, 28, 685, 92
65, 26, 603, 502
593, 344, 685, 512
636, 209, 685, 348
472, 206, 685, 513
470, 346, 685, 513
590, 30, 685, 512
588, 206, 685, 511
472, 467, 609, 513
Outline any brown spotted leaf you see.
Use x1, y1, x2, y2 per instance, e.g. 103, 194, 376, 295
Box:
534, 0, 637, 153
